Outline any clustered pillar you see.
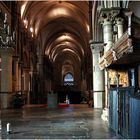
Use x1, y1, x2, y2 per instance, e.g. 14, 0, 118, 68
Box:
90, 9, 124, 121
99, 13, 114, 117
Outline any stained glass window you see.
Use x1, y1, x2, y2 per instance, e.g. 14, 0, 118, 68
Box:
64, 73, 74, 85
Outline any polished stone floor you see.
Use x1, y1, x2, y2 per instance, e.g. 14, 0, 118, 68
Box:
1, 104, 122, 139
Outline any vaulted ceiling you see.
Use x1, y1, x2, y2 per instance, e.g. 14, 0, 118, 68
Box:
20, 1, 91, 84
20, 1, 90, 60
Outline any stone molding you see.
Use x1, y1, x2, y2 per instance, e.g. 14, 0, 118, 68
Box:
90, 41, 104, 54
99, 31, 133, 70
99, 8, 121, 24
115, 17, 124, 25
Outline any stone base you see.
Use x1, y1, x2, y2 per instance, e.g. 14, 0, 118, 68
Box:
101, 108, 109, 122
94, 92, 103, 108
0, 93, 13, 109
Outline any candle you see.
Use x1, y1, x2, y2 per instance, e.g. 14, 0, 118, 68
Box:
7, 123, 10, 133
13, 31, 15, 40
4, 23, 6, 29
7, 25, 10, 35
6, 37, 9, 43
11, 36, 13, 41
4, 13, 7, 23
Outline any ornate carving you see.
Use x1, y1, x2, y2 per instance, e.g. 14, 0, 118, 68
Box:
99, 30, 134, 69
99, 8, 121, 24
108, 70, 128, 87
111, 49, 117, 60
127, 45, 133, 53
104, 58, 108, 67
115, 17, 124, 25
0, 11, 15, 47
90, 41, 104, 54
99, 11, 112, 24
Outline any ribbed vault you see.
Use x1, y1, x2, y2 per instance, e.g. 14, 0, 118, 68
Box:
20, 1, 92, 95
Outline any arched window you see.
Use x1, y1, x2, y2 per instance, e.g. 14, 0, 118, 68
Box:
64, 73, 74, 85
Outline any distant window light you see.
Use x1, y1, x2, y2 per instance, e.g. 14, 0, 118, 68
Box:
64, 82, 74, 86
64, 73, 74, 85
64, 73, 74, 82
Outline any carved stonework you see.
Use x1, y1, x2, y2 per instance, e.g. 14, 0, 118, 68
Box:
99, 8, 121, 24
111, 49, 117, 60
90, 41, 104, 54
109, 69, 128, 87
99, 30, 133, 70
114, 31, 133, 57
0, 10, 15, 47
115, 17, 124, 25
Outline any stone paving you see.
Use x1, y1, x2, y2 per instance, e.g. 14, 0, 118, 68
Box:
1, 104, 122, 139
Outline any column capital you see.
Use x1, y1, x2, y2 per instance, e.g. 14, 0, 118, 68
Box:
115, 17, 124, 25
89, 40, 103, 46
90, 41, 104, 54
125, 11, 133, 17
99, 8, 121, 24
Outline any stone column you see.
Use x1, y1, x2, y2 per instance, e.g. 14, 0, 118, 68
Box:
99, 10, 114, 121
90, 41, 105, 108
104, 69, 109, 108
99, 9, 120, 53
14, 56, 19, 91
0, 47, 14, 108
28, 71, 33, 104
102, 18, 113, 52
116, 18, 124, 39
23, 69, 30, 104
125, 11, 133, 36
18, 62, 22, 92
